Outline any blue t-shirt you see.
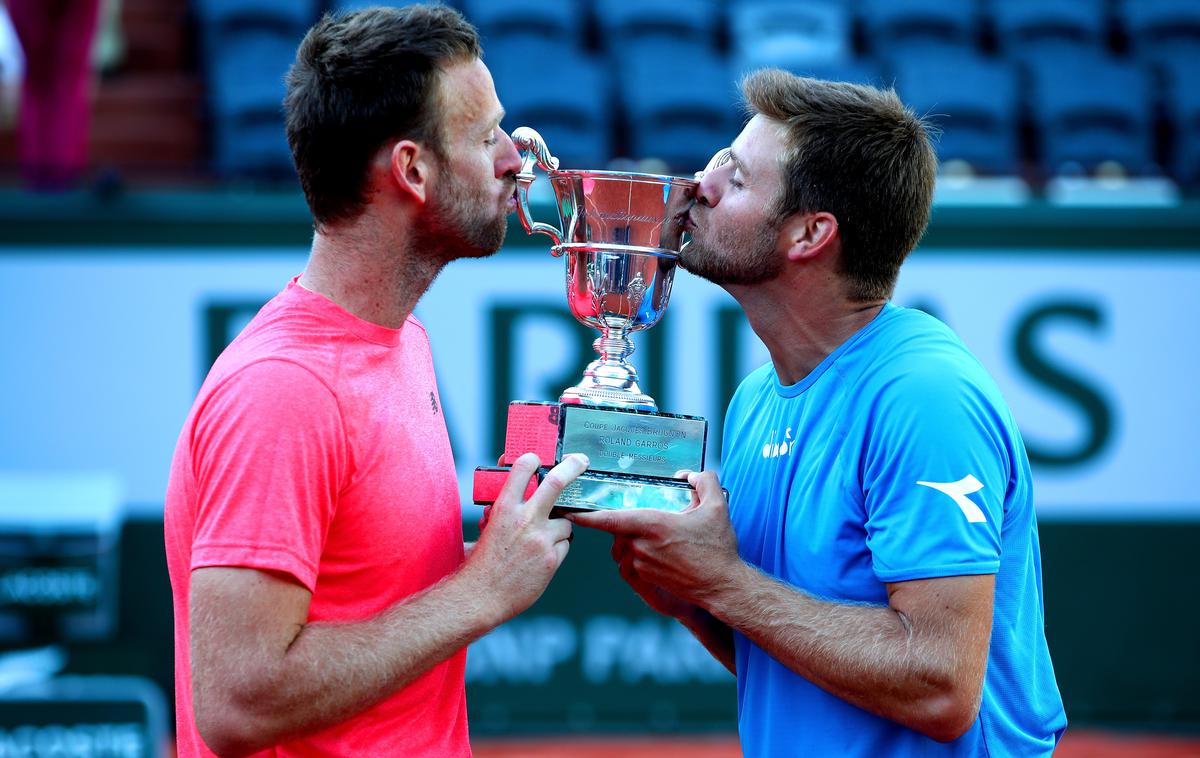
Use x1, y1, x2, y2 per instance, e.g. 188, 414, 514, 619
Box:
722, 303, 1066, 757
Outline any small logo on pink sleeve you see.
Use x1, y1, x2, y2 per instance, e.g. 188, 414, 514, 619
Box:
430, 391, 439, 414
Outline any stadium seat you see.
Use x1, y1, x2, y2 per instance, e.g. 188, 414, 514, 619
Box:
894, 52, 1021, 175
192, 0, 316, 30
488, 39, 612, 169
991, 0, 1109, 70
328, 0, 403, 12
1027, 53, 1156, 177
749, 58, 886, 89
616, 40, 738, 173
593, 0, 721, 48
213, 112, 296, 180
205, 29, 292, 120
1161, 57, 1200, 186
205, 27, 296, 177
192, 0, 315, 69
1118, 0, 1200, 67
460, 0, 586, 46
193, 0, 310, 180
729, 0, 853, 73
859, 0, 980, 55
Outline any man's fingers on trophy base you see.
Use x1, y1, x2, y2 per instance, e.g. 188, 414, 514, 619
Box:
687, 471, 728, 505
553, 538, 571, 565
497, 452, 542, 504
511, 451, 541, 473
529, 454, 589, 518
546, 517, 573, 544
567, 508, 659, 536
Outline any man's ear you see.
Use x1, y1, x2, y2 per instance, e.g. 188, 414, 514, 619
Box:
389, 140, 431, 204
782, 211, 838, 262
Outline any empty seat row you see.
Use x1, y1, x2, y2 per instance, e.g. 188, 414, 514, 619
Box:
734, 0, 1200, 80
796, 51, 1200, 182
490, 39, 1199, 183
892, 51, 1158, 178
236, 0, 1200, 61
189, 0, 1200, 185
460, 0, 723, 49
487, 37, 739, 173
453, 0, 1200, 69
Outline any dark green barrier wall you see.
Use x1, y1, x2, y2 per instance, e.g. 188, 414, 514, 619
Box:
2, 189, 1200, 251
58, 516, 1200, 734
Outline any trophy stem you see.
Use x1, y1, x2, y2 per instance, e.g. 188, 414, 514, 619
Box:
559, 328, 657, 412
595, 331, 634, 364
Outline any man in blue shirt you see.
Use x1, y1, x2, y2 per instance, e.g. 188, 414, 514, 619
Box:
570, 70, 1067, 756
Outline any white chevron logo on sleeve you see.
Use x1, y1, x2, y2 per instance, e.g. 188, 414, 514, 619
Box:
916, 474, 987, 523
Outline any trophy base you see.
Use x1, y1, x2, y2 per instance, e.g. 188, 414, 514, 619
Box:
559, 386, 657, 412
502, 401, 706, 480
473, 466, 696, 515
481, 401, 710, 514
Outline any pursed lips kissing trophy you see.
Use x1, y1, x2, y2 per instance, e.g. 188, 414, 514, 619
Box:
472, 126, 714, 514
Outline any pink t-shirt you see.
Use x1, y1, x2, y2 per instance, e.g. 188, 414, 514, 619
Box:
164, 278, 469, 757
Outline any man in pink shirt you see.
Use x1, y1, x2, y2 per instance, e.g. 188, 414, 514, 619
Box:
163, 6, 586, 756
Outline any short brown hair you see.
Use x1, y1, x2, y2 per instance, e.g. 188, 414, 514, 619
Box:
284, 4, 481, 227
742, 69, 937, 301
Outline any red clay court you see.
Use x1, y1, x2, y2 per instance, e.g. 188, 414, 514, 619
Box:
473, 730, 1200, 757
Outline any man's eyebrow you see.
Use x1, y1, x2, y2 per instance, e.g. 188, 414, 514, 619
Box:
485, 108, 506, 133
728, 148, 748, 176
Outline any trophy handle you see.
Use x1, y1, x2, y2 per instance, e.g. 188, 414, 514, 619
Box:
511, 126, 564, 252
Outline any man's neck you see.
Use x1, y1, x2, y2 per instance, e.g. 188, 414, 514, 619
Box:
727, 275, 885, 387
298, 213, 445, 330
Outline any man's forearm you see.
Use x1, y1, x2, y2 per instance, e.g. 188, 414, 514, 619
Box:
677, 604, 736, 675
196, 454, 583, 756
700, 563, 979, 741
205, 569, 496, 755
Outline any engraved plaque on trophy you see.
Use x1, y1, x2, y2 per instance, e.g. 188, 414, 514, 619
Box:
473, 127, 712, 513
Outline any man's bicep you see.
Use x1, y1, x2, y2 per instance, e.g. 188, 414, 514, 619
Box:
191, 361, 347, 593
190, 567, 312, 696
864, 368, 1008, 582
886, 574, 995, 666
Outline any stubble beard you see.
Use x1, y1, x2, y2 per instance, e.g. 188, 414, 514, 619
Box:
420, 168, 512, 263
680, 210, 784, 286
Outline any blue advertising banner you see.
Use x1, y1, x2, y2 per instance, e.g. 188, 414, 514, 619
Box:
1, 248, 1195, 520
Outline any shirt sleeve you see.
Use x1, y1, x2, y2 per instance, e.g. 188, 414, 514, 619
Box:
861, 363, 1009, 583
189, 359, 349, 591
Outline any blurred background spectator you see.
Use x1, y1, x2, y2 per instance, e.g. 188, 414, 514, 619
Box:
5, 0, 102, 190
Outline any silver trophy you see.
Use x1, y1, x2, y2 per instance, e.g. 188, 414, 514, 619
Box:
511, 126, 698, 412
472, 127, 715, 513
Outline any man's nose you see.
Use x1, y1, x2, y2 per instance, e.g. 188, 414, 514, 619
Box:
496, 130, 522, 178
695, 147, 731, 208
696, 169, 721, 208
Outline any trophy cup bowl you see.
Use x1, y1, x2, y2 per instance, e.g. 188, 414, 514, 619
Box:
512, 126, 697, 412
